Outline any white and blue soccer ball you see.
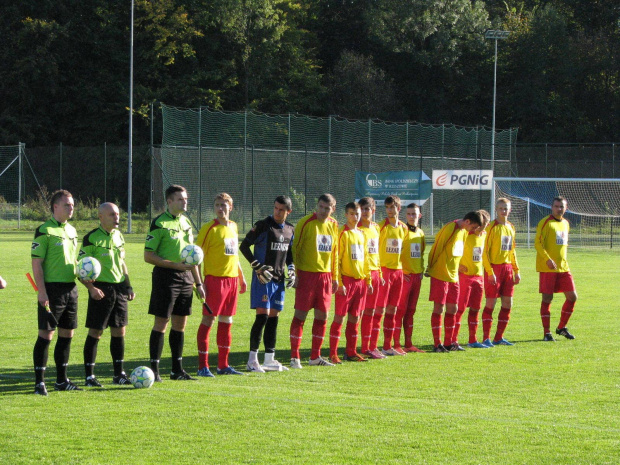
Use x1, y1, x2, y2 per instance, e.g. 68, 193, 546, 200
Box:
130, 366, 155, 389
181, 244, 204, 266
76, 257, 102, 280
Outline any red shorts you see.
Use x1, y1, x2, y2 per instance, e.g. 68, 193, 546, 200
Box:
485, 263, 515, 298
364, 270, 381, 310
335, 276, 367, 317
294, 270, 332, 312
458, 274, 484, 310
204, 275, 238, 316
539, 272, 575, 294
429, 277, 459, 305
377, 267, 403, 308
399, 273, 422, 311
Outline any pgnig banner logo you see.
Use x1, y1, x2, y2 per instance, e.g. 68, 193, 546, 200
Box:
432, 170, 493, 190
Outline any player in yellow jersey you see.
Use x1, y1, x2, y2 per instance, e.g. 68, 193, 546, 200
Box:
426, 211, 483, 352
289, 194, 339, 368
535, 196, 577, 341
454, 210, 490, 350
357, 197, 386, 359
376, 196, 408, 356
481, 198, 520, 347
195, 193, 247, 376
396, 203, 425, 353
329, 202, 373, 363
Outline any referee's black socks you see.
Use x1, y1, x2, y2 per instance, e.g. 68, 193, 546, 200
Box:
110, 336, 125, 376
54, 336, 72, 383
169, 329, 184, 373
149, 330, 165, 374
33, 336, 51, 384
83, 335, 99, 378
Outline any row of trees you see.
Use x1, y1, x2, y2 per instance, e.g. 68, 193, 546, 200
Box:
1, 0, 618, 146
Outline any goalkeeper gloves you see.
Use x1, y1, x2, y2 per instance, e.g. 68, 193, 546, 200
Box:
285, 264, 296, 289
251, 260, 274, 285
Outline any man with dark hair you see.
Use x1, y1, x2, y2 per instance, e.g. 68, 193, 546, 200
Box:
31, 189, 80, 395
240, 196, 295, 372
289, 193, 339, 368
79, 203, 135, 387
426, 211, 483, 352
145, 185, 205, 381
535, 196, 577, 341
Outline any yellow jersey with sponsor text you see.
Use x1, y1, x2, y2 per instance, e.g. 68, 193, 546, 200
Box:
535, 215, 570, 273
293, 213, 339, 278
401, 225, 425, 275
338, 224, 371, 283
378, 218, 407, 270
358, 221, 381, 273
482, 219, 519, 275
427, 220, 467, 283
196, 219, 239, 278
460, 230, 486, 277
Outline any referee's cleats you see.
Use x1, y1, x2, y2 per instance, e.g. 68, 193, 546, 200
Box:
481, 338, 495, 348
216, 366, 245, 375
34, 382, 48, 396
197, 367, 215, 377
170, 370, 197, 380
493, 338, 514, 346
112, 373, 132, 385
556, 327, 575, 340
543, 333, 556, 342
154, 372, 163, 383
246, 360, 266, 373
308, 356, 335, 367
290, 358, 303, 369
85, 376, 103, 388
54, 379, 82, 391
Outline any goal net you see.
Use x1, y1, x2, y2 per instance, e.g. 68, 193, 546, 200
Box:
493, 177, 620, 248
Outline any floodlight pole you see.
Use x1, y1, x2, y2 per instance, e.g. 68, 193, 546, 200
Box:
127, 0, 134, 234
484, 30, 510, 175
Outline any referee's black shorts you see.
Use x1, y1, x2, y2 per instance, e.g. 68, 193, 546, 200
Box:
38, 282, 78, 331
86, 282, 129, 330
148, 266, 194, 319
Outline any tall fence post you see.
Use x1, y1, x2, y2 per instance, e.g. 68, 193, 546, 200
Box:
18, 142, 24, 229
287, 113, 291, 193
304, 145, 308, 216
405, 121, 409, 169
328, 116, 332, 192
59, 142, 63, 189
545, 143, 548, 176
150, 103, 154, 223
251, 145, 255, 226
198, 106, 202, 226
104, 142, 107, 202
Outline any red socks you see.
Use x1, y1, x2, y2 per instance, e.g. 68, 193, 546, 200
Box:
482, 307, 494, 341
310, 319, 327, 359
197, 323, 211, 369
360, 312, 372, 353
443, 313, 456, 346
493, 307, 511, 341
329, 321, 342, 357
431, 313, 442, 346
369, 311, 383, 351
216, 322, 232, 370
382, 312, 396, 350
393, 306, 406, 349
289, 316, 304, 359
540, 302, 551, 333
558, 300, 576, 329
468, 310, 479, 344
403, 309, 415, 347
345, 322, 358, 357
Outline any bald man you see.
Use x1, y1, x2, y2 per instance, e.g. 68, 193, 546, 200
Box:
79, 203, 136, 387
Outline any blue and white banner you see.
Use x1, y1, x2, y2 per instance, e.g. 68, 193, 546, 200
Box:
432, 170, 493, 190
355, 171, 432, 205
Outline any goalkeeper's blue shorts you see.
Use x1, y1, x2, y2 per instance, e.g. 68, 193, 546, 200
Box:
250, 278, 286, 311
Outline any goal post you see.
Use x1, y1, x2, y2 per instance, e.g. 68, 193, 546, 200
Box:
492, 177, 620, 249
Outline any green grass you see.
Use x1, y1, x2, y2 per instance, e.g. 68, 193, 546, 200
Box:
1, 231, 619, 464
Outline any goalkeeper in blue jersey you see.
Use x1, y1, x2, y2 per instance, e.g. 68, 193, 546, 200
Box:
240, 196, 295, 372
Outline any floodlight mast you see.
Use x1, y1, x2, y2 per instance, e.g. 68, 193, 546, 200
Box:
128, 0, 134, 234
484, 29, 510, 175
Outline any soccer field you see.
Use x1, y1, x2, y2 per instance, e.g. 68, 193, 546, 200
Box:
0, 231, 618, 464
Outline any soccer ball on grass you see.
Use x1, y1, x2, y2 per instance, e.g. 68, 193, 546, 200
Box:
181, 244, 204, 266
76, 257, 102, 280
130, 366, 155, 389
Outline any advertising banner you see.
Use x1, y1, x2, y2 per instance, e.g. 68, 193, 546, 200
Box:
355, 171, 432, 205
432, 170, 493, 190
